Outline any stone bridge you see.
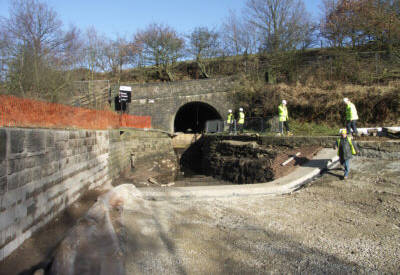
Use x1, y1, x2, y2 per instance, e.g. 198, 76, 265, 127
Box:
124, 77, 237, 133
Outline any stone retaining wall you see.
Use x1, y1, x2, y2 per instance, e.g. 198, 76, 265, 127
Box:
0, 127, 175, 261
202, 139, 277, 184
187, 135, 400, 183
108, 129, 177, 179
260, 136, 337, 147
259, 136, 400, 159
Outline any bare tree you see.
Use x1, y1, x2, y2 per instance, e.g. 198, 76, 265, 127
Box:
245, 0, 316, 53
188, 27, 219, 61
135, 23, 184, 81
187, 26, 220, 77
0, 25, 11, 84
320, 0, 400, 50
221, 10, 259, 56
101, 36, 139, 80
320, 0, 358, 47
1, 0, 81, 99
81, 27, 105, 81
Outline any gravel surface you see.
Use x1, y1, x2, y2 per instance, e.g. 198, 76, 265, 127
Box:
116, 157, 400, 274
1, 157, 399, 274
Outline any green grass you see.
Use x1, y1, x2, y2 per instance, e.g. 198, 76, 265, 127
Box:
289, 121, 339, 136
213, 121, 340, 137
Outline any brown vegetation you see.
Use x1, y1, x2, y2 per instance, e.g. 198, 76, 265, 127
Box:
233, 75, 400, 126
0, 0, 399, 126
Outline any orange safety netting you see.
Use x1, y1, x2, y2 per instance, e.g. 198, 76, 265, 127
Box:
0, 95, 151, 130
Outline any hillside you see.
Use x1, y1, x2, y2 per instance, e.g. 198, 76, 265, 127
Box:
109, 47, 400, 127
104, 48, 400, 86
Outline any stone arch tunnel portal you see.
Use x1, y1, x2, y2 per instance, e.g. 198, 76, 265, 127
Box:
174, 102, 222, 133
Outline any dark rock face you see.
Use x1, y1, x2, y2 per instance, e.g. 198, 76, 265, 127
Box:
182, 136, 278, 184
203, 140, 277, 184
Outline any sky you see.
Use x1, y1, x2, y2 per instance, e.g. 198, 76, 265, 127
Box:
0, 0, 323, 38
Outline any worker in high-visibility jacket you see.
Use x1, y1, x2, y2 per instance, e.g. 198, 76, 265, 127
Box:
343, 98, 359, 136
334, 129, 359, 180
238, 107, 245, 134
227, 109, 235, 134
278, 100, 292, 136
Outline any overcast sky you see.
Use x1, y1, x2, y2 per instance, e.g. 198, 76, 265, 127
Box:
0, 0, 323, 38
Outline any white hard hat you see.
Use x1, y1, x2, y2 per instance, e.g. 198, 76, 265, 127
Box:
343, 98, 349, 103
239, 107, 243, 111
282, 100, 287, 105
228, 109, 232, 113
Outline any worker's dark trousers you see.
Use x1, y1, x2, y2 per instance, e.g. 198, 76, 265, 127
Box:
238, 123, 244, 133
346, 120, 358, 135
228, 123, 234, 133
279, 121, 290, 134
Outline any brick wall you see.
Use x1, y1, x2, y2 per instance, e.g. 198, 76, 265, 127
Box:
0, 127, 176, 260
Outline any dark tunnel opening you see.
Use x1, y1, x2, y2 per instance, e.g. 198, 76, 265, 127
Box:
174, 102, 222, 133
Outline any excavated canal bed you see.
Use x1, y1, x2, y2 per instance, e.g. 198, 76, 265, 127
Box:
116, 138, 322, 187
1, 136, 399, 274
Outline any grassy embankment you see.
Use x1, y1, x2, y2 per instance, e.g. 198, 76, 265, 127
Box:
67, 48, 400, 135
231, 72, 400, 136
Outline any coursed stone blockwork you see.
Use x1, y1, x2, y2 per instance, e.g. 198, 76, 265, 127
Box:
125, 77, 237, 132
0, 127, 176, 261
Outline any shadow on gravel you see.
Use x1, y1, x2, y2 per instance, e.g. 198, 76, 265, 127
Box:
324, 168, 344, 180
120, 199, 383, 274
297, 158, 332, 168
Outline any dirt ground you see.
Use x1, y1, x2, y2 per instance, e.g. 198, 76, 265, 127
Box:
116, 145, 322, 188
1, 157, 399, 274
271, 145, 320, 178
117, 157, 400, 274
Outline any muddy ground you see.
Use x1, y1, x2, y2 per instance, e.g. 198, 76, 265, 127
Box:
118, 157, 400, 274
116, 145, 321, 187
1, 157, 399, 274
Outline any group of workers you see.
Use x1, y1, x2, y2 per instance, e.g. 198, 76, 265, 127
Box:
226, 97, 360, 180
227, 107, 245, 134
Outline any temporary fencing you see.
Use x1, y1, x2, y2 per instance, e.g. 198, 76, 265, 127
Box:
205, 116, 279, 134
244, 117, 279, 133
0, 95, 151, 130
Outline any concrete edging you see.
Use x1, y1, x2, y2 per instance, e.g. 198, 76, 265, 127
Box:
138, 149, 339, 200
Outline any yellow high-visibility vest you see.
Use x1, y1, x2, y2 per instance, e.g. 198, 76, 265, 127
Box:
227, 113, 233, 124
278, 104, 288, 122
238, 111, 245, 124
346, 102, 359, 121
337, 137, 356, 156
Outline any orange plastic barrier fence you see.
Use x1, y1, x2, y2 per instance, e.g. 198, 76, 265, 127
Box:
0, 95, 151, 130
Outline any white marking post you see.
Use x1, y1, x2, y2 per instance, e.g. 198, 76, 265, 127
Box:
281, 152, 301, 166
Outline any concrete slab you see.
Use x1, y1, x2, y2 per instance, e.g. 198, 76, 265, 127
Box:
139, 148, 339, 200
